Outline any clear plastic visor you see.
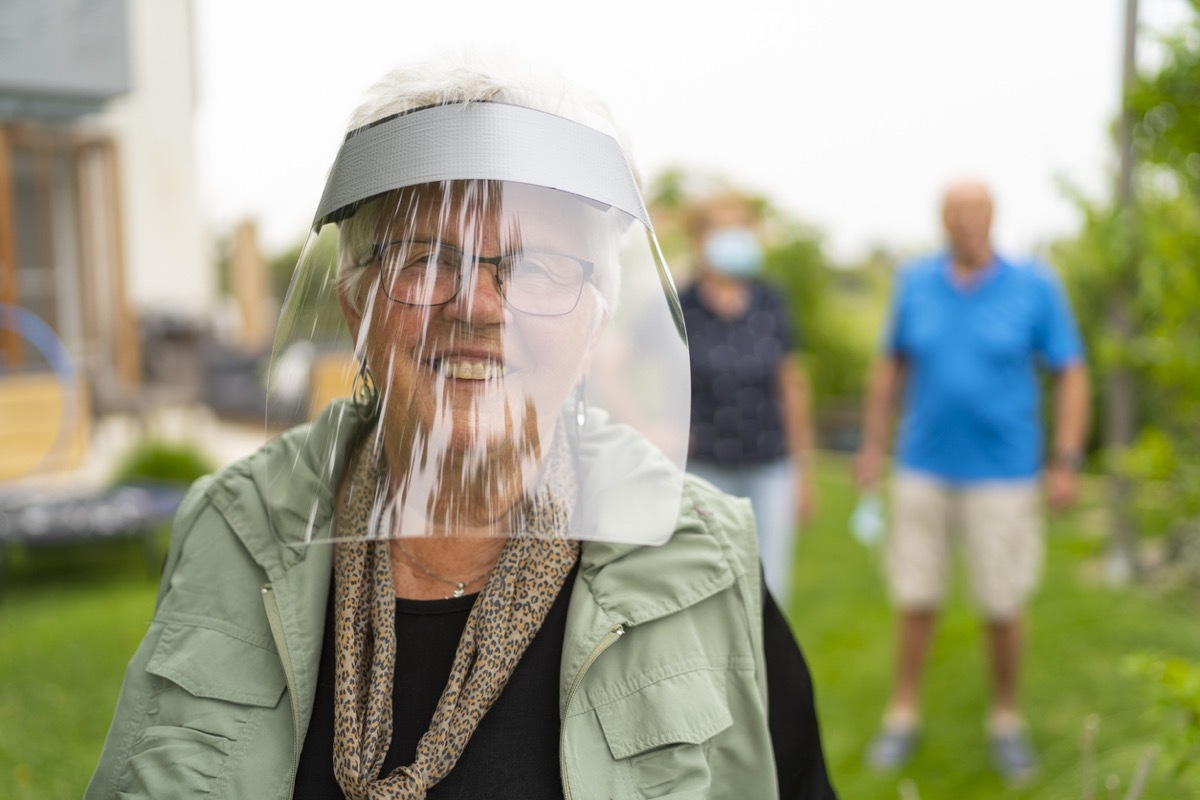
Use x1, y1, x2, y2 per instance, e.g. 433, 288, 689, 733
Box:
266, 181, 689, 545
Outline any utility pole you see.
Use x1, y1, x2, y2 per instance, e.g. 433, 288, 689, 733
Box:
1105, 0, 1140, 585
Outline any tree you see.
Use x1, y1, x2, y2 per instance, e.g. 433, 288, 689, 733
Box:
1054, 0, 1200, 578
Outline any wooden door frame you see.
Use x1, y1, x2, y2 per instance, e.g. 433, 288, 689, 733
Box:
0, 123, 139, 388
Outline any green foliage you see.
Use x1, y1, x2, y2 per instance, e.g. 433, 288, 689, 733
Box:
1126, 653, 1200, 780
1054, 190, 1200, 540
1130, 3, 1200, 191
108, 438, 216, 487
270, 225, 349, 345
213, 231, 232, 297
764, 225, 876, 411
269, 239, 304, 306
645, 166, 690, 211
1124, 8, 1200, 511
1051, 4, 1200, 545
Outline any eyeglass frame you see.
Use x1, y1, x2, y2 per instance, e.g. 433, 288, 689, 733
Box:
366, 239, 596, 317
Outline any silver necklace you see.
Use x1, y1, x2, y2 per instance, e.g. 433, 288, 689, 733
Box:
394, 539, 494, 598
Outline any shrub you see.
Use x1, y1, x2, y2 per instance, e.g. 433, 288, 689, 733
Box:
108, 438, 216, 487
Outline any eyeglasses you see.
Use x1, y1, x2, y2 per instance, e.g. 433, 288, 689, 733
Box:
368, 240, 595, 317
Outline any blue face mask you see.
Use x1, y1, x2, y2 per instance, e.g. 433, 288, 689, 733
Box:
703, 227, 763, 276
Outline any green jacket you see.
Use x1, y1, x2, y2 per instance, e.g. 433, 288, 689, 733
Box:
86, 402, 778, 799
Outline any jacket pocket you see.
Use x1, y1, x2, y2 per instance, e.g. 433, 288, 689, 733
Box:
145, 622, 286, 707
122, 623, 287, 795
595, 670, 733, 798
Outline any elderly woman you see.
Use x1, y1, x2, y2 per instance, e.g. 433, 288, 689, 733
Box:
87, 57, 836, 800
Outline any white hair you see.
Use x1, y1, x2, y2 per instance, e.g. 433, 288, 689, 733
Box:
334, 53, 636, 319
345, 53, 628, 146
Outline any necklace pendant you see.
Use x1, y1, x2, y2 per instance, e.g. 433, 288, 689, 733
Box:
452, 583, 466, 598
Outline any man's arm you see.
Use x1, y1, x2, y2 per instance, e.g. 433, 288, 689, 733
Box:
854, 355, 906, 491
778, 355, 818, 523
1046, 361, 1090, 510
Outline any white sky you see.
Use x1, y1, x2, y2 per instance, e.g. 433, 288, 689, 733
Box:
193, 0, 1187, 264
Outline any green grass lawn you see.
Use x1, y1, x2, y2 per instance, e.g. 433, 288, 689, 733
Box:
1, 460, 1197, 799
0, 538, 164, 800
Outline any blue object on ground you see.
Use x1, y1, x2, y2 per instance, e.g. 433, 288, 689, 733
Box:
989, 728, 1038, 784
866, 724, 919, 771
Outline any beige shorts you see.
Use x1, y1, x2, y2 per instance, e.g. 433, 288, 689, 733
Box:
885, 470, 1044, 620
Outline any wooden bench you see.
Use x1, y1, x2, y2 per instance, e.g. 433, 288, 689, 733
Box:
0, 372, 89, 481
0, 374, 183, 590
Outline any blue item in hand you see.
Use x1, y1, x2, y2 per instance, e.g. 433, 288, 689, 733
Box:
850, 493, 886, 548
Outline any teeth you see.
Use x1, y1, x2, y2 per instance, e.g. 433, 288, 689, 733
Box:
437, 359, 506, 380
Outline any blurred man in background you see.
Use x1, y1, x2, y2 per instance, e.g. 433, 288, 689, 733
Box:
855, 179, 1089, 782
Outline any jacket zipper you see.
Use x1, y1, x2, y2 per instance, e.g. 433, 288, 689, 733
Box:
559, 623, 625, 800
261, 584, 302, 797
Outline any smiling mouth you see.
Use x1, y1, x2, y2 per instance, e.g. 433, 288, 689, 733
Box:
434, 358, 507, 381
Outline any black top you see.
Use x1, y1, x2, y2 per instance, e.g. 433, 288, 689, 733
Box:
679, 280, 798, 465
294, 568, 835, 799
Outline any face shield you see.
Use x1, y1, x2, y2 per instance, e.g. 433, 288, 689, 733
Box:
266, 102, 689, 546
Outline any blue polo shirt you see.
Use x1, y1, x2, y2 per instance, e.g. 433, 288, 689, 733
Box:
885, 252, 1084, 483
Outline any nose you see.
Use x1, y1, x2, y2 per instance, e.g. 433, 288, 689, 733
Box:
443, 260, 510, 324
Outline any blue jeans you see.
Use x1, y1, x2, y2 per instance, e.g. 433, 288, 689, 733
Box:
687, 457, 797, 606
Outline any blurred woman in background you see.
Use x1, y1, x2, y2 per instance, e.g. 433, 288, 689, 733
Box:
681, 191, 819, 609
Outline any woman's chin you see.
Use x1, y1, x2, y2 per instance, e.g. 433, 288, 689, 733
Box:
378, 384, 561, 469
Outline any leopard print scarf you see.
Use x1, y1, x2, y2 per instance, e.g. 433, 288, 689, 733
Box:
331, 433, 580, 799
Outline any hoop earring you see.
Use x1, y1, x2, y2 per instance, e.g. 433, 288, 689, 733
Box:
574, 378, 588, 432
351, 359, 379, 421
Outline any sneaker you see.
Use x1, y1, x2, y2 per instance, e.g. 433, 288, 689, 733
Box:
989, 727, 1037, 784
866, 724, 919, 771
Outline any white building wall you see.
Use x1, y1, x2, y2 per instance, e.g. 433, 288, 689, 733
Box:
103, 0, 211, 321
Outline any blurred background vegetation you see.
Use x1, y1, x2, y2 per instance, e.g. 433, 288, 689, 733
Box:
108, 438, 216, 488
